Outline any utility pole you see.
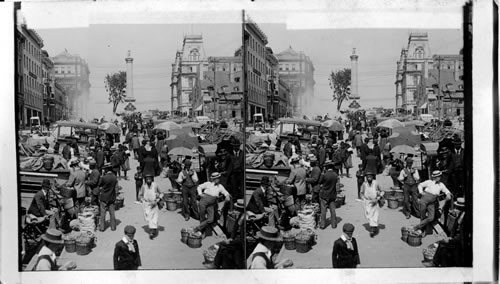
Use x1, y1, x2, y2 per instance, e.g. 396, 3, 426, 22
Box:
212, 58, 219, 121
242, 10, 248, 130
437, 56, 441, 121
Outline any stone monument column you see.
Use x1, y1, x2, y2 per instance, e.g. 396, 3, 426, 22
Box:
350, 48, 359, 99
125, 50, 136, 103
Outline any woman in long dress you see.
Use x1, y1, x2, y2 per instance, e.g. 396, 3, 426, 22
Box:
139, 174, 163, 239
360, 172, 384, 237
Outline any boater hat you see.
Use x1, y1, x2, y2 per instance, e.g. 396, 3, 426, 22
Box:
256, 226, 283, 242
454, 197, 465, 209
431, 170, 442, 178
234, 199, 245, 210
211, 172, 221, 179
41, 228, 64, 245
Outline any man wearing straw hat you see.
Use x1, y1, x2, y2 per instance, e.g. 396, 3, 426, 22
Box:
194, 172, 231, 238
247, 226, 293, 269
34, 228, 77, 271
414, 170, 452, 237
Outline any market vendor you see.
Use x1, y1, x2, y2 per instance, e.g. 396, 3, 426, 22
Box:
246, 176, 279, 227
34, 228, 77, 271
66, 160, 87, 213
176, 159, 200, 221
413, 170, 452, 237
27, 179, 58, 229
285, 156, 307, 205
194, 172, 231, 238
247, 226, 292, 269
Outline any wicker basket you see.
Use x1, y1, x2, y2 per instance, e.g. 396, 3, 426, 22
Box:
76, 241, 90, 255
166, 198, 177, 211
335, 195, 345, 208
295, 239, 310, 253
283, 236, 296, 250
64, 239, 76, 253
407, 232, 422, 247
187, 233, 202, 248
387, 196, 399, 209
114, 198, 124, 210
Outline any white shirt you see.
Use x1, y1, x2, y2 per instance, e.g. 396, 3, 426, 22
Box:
197, 181, 230, 198
35, 246, 57, 271
247, 243, 272, 269
340, 234, 354, 250
418, 180, 451, 196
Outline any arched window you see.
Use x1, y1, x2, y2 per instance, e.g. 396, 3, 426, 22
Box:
414, 47, 424, 59
189, 48, 200, 61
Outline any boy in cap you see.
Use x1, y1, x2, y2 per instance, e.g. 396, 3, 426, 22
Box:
113, 225, 142, 270
332, 223, 360, 268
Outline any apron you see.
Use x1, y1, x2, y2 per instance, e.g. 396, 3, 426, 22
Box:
362, 181, 380, 227
142, 182, 159, 229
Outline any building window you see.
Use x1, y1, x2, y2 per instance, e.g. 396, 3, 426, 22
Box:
414, 47, 424, 59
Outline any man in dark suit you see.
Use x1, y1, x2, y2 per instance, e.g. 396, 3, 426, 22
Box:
317, 143, 326, 170
319, 162, 339, 229
332, 223, 360, 268
306, 157, 321, 204
113, 225, 142, 270
85, 160, 101, 205
451, 137, 464, 197
95, 145, 105, 174
359, 138, 371, 169
98, 166, 118, 231
28, 179, 58, 228
229, 141, 244, 200
247, 176, 278, 227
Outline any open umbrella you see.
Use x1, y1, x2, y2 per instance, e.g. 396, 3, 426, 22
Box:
98, 122, 121, 134
377, 118, 404, 129
389, 126, 421, 147
165, 130, 199, 150
168, 147, 194, 156
390, 145, 417, 155
321, 120, 345, 131
154, 121, 182, 131
404, 120, 426, 127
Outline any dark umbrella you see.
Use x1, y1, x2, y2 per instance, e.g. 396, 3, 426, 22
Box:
389, 126, 421, 147
98, 122, 121, 134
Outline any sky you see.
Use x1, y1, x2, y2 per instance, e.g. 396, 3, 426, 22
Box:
26, 14, 462, 119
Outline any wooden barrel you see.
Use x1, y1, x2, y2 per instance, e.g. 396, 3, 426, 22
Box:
401, 227, 409, 242
407, 232, 422, 247
166, 198, 177, 211
187, 233, 202, 248
335, 194, 345, 208
180, 228, 190, 243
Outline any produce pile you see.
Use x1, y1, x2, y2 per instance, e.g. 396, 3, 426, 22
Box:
423, 242, 439, 262
290, 208, 316, 231
203, 244, 220, 263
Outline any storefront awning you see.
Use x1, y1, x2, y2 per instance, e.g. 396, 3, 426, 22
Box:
419, 102, 428, 109
195, 104, 203, 111
427, 94, 437, 100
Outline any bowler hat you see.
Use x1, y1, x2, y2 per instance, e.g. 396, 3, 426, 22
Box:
211, 172, 221, 179
41, 228, 64, 245
256, 226, 283, 242
183, 160, 192, 166
405, 157, 414, 164
365, 171, 376, 177
343, 223, 355, 233
431, 170, 442, 178
260, 176, 271, 186
452, 136, 463, 145
124, 225, 136, 235
70, 160, 80, 167
41, 179, 51, 189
